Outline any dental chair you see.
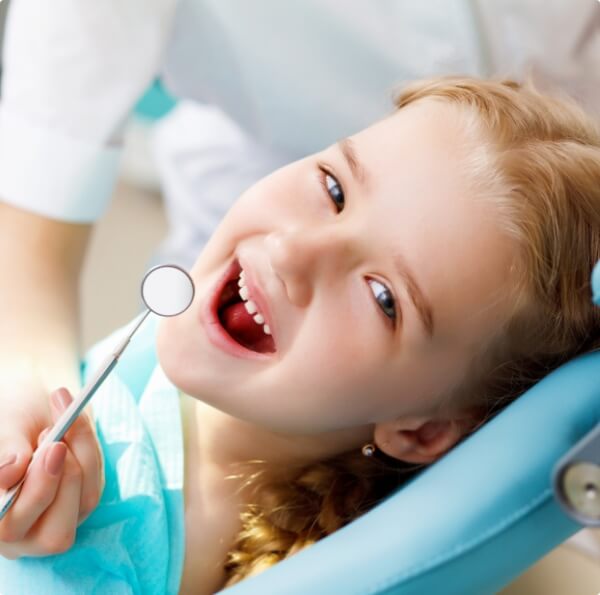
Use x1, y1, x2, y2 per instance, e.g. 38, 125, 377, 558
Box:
215, 267, 600, 594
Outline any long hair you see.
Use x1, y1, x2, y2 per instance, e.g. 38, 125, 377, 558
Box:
220, 76, 600, 588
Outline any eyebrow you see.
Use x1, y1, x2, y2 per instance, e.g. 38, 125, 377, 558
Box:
394, 253, 435, 339
337, 137, 370, 188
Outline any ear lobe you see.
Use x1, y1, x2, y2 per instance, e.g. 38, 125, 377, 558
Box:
377, 418, 469, 465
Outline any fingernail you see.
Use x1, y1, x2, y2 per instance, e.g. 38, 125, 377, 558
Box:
0, 454, 16, 471
45, 443, 66, 476
52, 388, 71, 411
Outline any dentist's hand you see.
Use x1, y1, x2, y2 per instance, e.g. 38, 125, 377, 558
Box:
0, 385, 105, 559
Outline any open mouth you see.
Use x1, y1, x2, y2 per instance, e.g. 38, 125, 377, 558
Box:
214, 260, 277, 354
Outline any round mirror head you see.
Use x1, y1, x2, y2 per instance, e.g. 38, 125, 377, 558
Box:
141, 264, 195, 317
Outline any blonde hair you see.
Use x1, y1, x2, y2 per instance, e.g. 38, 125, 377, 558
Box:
220, 76, 600, 588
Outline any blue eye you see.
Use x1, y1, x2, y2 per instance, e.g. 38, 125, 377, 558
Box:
319, 168, 345, 212
368, 278, 397, 324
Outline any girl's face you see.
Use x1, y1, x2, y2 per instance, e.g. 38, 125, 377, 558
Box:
157, 100, 517, 436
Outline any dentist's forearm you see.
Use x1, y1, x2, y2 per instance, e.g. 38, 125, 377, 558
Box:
0, 201, 92, 395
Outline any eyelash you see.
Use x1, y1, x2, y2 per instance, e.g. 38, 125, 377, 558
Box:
317, 164, 399, 329
318, 164, 345, 213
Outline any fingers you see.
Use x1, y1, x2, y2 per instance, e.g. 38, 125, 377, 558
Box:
0, 436, 33, 492
26, 446, 84, 556
49, 388, 104, 523
0, 439, 68, 544
0, 386, 105, 559
37, 428, 50, 447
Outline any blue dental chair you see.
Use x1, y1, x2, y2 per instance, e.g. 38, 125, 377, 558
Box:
215, 269, 600, 594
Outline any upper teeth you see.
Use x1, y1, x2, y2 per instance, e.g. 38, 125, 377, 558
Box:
238, 270, 271, 335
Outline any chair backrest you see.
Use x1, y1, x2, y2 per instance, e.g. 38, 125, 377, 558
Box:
220, 350, 600, 594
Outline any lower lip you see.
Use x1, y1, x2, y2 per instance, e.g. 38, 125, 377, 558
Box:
199, 258, 276, 361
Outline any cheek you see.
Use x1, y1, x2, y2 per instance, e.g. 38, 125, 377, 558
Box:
280, 310, 387, 422
156, 315, 206, 395
156, 317, 188, 389
323, 288, 388, 384
311, 291, 380, 373
156, 318, 177, 385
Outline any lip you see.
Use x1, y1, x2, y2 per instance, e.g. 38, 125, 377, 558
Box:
200, 256, 277, 360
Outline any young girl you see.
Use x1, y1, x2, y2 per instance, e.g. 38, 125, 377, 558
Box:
0, 76, 599, 594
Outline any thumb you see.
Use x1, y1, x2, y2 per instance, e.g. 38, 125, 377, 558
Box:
0, 433, 34, 490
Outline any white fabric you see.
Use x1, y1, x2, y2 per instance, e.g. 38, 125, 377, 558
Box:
149, 102, 292, 269
0, 0, 178, 222
0, 106, 121, 222
0, 0, 598, 223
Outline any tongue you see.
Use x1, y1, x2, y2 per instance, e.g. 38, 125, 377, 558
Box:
220, 302, 275, 353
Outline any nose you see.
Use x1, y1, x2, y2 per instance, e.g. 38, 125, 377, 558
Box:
264, 225, 356, 307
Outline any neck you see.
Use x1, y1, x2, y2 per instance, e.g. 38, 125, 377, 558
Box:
181, 392, 372, 491
178, 391, 372, 593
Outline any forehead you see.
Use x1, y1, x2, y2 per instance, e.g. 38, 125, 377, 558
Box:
350, 100, 517, 348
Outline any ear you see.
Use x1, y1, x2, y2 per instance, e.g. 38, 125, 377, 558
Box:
373, 413, 477, 464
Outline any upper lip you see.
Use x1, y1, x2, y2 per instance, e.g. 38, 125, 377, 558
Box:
237, 254, 277, 350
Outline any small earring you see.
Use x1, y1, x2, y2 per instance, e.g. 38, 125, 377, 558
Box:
362, 443, 376, 457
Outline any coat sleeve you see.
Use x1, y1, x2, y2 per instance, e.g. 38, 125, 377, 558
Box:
0, 0, 178, 222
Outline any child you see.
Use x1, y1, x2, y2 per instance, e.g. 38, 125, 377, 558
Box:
0, 76, 599, 594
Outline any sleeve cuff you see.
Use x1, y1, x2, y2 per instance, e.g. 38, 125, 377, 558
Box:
0, 105, 122, 223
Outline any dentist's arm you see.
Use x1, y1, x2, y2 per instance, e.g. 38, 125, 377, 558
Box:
0, 0, 177, 557
0, 202, 90, 394
0, 0, 178, 382
0, 203, 103, 557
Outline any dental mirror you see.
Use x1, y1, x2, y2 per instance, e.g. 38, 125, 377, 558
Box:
0, 264, 195, 521
141, 264, 195, 316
